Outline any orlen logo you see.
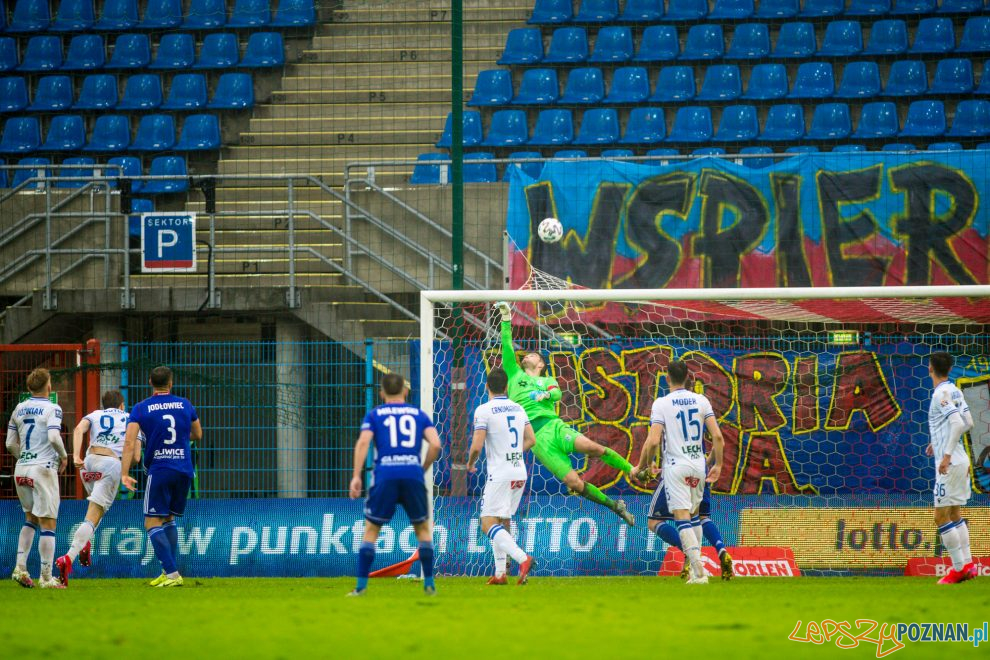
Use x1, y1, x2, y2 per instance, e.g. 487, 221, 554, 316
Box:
659, 546, 801, 577
734, 559, 797, 577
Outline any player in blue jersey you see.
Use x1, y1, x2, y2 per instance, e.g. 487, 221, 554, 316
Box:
121, 366, 203, 588
348, 373, 442, 597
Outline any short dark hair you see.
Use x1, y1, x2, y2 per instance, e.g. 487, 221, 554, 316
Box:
381, 372, 406, 396
26, 368, 50, 394
668, 360, 688, 385
487, 368, 508, 395
102, 390, 124, 409
150, 366, 173, 389
930, 352, 953, 378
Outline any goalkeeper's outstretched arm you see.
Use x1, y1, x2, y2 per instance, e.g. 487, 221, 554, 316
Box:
497, 302, 521, 378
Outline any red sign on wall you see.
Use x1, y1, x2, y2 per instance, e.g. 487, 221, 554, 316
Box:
658, 546, 801, 577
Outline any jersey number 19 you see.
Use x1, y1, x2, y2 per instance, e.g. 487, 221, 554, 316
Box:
384, 414, 417, 448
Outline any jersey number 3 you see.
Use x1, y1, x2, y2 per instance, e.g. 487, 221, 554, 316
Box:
384, 414, 417, 448
162, 414, 177, 445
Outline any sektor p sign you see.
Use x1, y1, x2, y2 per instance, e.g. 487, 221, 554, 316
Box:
141, 212, 196, 273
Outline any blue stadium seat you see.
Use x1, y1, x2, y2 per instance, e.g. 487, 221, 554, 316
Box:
513, 68, 559, 105
105, 33, 151, 70
529, 109, 574, 146
976, 143, 990, 150
174, 114, 221, 150
194, 33, 240, 69
528, 0, 572, 24
603, 66, 649, 103
785, 145, 818, 154
106, 155, 143, 190
976, 61, 990, 94
463, 153, 498, 184
601, 149, 635, 159
129, 198, 155, 229
554, 150, 588, 159
498, 29, 543, 65
619, 107, 666, 144
74, 74, 118, 110
832, 144, 867, 152
789, 62, 835, 99
835, 61, 881, 98
773, 22, 816, 58
55, 157, 96, 188
131, 114, 176, 152
411, 153, 446, 185
930, 58, 974, 94
819, 21, 863, 56
799, 0, 843, 16
469, 70, 512, 106
697, 64, 742, 101
738, 145, 775, 168
558, 67, 605, 104
0, 77, 29, 113
947, 99, 990, 136
83, 115, 131, 152
927, 141, 963, 150
807, 103, 852, 139
163, 73, 208, 110
649, 65, 695, 101
589, 26, 633, 63
574, 0, 619, 23
138, 0, 182, 29
853, 101, 900, 138
633, 25, 679, 62
761, 104, 805, 141
240, 32, 284, 67
8, 0, 51, 33
118, 74, 163, 110
667, 106, 713, 142
272, 0, 315, 27
141, 156, 188, 194
958, 17, 990, 52
743, 63, 788, 100
544, 27, 589, 63
184, 0, 227, 29
716, 104, 759, 141
0, 160, 7, 188
846, 0, 890, 15
900, 100, 946, 137
208, 72, 254, 109
681, 25, 724, 60
482, 109, 528, 146
937, 0, 982, 12
62, 35, 106, 71
691, 147, 726, 157
619, 0, 664, 22
436, 111, 482, 148
573, 108, 619, 144
52, 0, 95, 31
228, 0, 270, 27
645, 148, 680, 164
726, 23, 770, 59
909, 17, 955, 53
11, 157, 51, 188
666, 0, 708, 20
506, 152, 544, 179
891, 0, 935, 13
41, 115, 85, 151
150, 33, 195, 70
755, 0, 798, 17
710, 0, 754, 19
884, 59, 927, 96
19, 36, 63, 72
94, 0, 139, 30
882, 142, 915, 151
864, 19, 908, 54
28, 75, 73, 111
0, 39, 18, 72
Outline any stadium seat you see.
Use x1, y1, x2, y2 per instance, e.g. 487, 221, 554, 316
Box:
463, 152, 498, 184
716, 104, 759, 141
150, 33, 195, 70
574, 0, 619, 23
129, 198, 155, 227
95, 0, 139, 30
930, 58, 974, 94
958, 17, 990, 52
62, 35, 106, 71
138, 0, 182, 29
410, 153, 448, 185
194, 33, 240, 69
937, 0, 982, 12
184, 0, 227, 29
272, 0, 315, 27
835, 61, 881, 98
11, 157, 51, 188
900, 100, 946, 137
528, 0, 572, 24
228, 0, 270, 27
649, 65, 695, 101
884, 60, 927, 96
697, 64, 742, 101
436, 111, 482, 148
773, 22, 816, 58
633, 25, 679, 62
469, 70, 512, 106
100, 157, 140, 189
208, 72, 254, 109
8, 0, 51, 32
0, 77, 28, 113
864, 19, 908, 54
512, 68, 559, 105
498, 28, 543, 65
0, 39, 18, 72
976, 62, 990, 94
83, 115, 131, 152
977, 143, 990, 150
666, 0, 708, 20
799, 0, 843, 16
738, 145, 775, 168
726, 23, 770, 59
891, 0, 935, 13
853, 101, 900, 138
141, 156, 188, 194
946, 99, 990, 136
667, 106, 713, 142
482, 109, 528, 147
846, 0, 890, 15
785, 145, 818, 154
755, 0, 798, 18
51, 0, 95, 31
807, 103, 852, 139
28, 75, 74, 111
163, 73, 208, 110
174, 114, 221, 150
554, 150, 588, 159
680, 24, 724, 60
691, 147, 726, 157
601, 149, 634, 159
710, 0, 754, 19
818, 21, 863, 56
74, 74, 118, 110
118, 74, 163, 110
41, 115, 85, 151
619, 0, 664, 22
742, 63, 788, 100
909, 18, 955, 53
240, 32, 285, 67
789, 62, 835, 99
55, 157, 96, 189
544, 28, 589, 63
927, 141, 963, 150
589, 26, 633, 63
761, 104, 805, 141
529, 109, 574, 145
505, 152, 543, 179
603, 66, 649, 103
558, 67, 605, 104
832, 144, 867, 152
882, 142, 915, 151
619, 107, 666, 144
0, 160, 6, 188
645, 147, 680, 162
105, 33, 151, 70
131, 114, 176, 151
573, 108, 619, 145
18, 36, 63, 72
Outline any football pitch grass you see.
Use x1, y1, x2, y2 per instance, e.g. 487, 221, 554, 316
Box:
3, 576, 988, 659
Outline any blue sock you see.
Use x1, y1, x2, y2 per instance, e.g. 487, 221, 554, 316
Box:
163, 520, 179, 562
356, 541, 375, 591
702, 518, 727, 557
655, 522, 682, 548
419, 541, 435, 589
148, 526, 177, 574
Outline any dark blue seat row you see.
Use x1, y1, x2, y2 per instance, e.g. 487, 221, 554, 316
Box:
1, 155, 185, 193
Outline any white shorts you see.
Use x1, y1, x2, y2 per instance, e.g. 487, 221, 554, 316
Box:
663, 462, 705, 513
82, 454, 122, 511
934, 461, 971, 507
14, 464, 60, 519
480, 479, 526, 518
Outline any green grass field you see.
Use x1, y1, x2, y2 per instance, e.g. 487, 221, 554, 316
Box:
3, 577, 987, 659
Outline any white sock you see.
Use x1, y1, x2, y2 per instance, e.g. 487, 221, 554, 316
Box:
956, 520, 972, 566
691, 516, 703, 546
939, 523, 966, 571
68, 521, 95, 561
489, 525, 528, 564
677, 522, 703, 578
39, 531, 55, 580
17, 523, 37, 570
493, 548, 507, 577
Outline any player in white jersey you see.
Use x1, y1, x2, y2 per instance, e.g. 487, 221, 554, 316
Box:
467, 368, 537, 585
5, 368, 66, 589
926, 352, 978, 585
55, 390, 141, 586
634, 359, 725, 585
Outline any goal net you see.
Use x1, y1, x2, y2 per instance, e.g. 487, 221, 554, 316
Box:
421, 280, 990, 577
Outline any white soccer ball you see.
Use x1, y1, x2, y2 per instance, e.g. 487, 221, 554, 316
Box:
537, 217, 564, 244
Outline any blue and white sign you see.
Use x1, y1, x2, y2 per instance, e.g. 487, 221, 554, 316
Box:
141, 212, 196, 273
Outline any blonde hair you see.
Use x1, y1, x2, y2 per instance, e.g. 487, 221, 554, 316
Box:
26, 368, 50, 394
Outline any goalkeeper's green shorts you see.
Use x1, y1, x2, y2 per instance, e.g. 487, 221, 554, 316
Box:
532, 418, 579, 480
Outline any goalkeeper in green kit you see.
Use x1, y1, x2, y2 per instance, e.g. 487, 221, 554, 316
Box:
496, 302, 637, 526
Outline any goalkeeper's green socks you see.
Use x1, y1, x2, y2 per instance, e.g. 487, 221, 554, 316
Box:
581, 483, 616, 508
600, 448, 633, 473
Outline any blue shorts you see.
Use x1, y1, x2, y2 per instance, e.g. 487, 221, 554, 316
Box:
648, 479, 711, 521
365, 478, 428, 525
144, 469, 191, 518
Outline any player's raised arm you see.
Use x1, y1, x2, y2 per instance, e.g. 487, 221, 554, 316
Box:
423, 426, 442, 472
704, 416, 725, 484
72, 417, 91, 469
120, 421, 141, 491
349, 429, 373, 499
497, 302, 521, 378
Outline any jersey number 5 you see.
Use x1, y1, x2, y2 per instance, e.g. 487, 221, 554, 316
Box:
162, 414, 177, 445
506, 415, 519, 448
384, 414, 417, 448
